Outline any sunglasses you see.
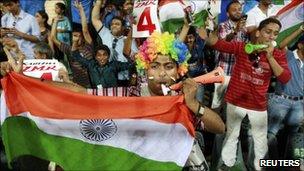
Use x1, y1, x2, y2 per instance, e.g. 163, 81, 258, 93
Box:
112, 38, 118, 49
12, 21, 16, 27
249, 53, 260, 68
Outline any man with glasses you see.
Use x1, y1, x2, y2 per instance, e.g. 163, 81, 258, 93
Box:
204, 18, 291, 170
92, 0, 138, 87
0, 0, 40, 59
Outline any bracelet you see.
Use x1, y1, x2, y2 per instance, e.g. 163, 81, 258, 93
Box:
300, 25, 304, 31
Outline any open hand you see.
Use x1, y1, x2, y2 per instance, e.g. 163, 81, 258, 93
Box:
2, 37, 19, 52
58, 68, 71, 83
0, 62, 12, 76
73, 0, 83, 11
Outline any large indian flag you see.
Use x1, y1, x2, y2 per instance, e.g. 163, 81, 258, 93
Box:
0, 73, 195, 170
276, 0, 304, 46
159, 0, 221, 33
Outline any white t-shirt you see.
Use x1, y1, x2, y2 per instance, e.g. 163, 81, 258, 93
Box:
22, 59, 67, 82
246, 5, 277, 28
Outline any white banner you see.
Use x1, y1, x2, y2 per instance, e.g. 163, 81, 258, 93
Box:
132, 0, 161, 38
22, 59, 61, 81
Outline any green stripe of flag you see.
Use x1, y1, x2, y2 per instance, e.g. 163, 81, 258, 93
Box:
276, 23, 302, 47
162, 11, 209, 33
2, 117, 181, 170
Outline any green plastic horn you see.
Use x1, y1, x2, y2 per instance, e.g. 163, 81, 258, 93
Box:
245, 41, 277, 54
245, 43, 268, 54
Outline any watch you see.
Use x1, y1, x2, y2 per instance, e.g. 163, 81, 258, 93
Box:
300, 25, 304, 31
196, 105, 205, 117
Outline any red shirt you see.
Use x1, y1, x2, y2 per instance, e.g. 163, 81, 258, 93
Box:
213, 40, 291, 111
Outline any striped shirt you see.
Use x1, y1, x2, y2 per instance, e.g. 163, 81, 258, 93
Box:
60, 43, 93, 88
87, 87, 130, 97
216, 20, 248, 75
213, 40, 291, 111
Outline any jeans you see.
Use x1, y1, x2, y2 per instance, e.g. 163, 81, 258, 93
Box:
268, 94, 304, 135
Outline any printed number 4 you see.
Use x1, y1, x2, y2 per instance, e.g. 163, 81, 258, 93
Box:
137, 7, 156, 34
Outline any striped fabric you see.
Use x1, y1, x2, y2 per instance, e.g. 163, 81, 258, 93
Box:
213, 40, 291, 111
87, 86, 130, 97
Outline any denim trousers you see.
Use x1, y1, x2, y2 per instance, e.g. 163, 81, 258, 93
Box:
268, 94, 304, 135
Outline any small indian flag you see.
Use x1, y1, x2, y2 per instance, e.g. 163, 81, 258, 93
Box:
1, 73, 195, 170
276, 0, 304, 46
159, 0, 221, 33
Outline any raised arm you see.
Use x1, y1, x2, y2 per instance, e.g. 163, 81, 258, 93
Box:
74, 0, 92, 45
200, 27, 218, 46
279, 24, 304, 49
3, 47, 24, 73
71, 50, 92, 68
50, 17, 62, 48
2, 38, 25, 73
92, 0, 104, 31
178, 16, 190, 42
123, 28, 133, 58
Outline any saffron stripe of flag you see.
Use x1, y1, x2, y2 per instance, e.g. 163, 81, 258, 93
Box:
1, 73, 195, 170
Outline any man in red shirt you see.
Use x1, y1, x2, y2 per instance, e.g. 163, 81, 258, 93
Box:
205, 17, 291, 170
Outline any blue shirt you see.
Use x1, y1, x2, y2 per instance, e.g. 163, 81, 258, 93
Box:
20, 0, 45, 16
56, 16, 71, 45
275, 50, 304, 97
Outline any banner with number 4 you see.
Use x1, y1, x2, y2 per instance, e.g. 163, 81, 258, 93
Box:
132, 0, 161, 38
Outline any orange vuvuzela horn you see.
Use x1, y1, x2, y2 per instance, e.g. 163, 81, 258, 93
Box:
170, 67, 225, 90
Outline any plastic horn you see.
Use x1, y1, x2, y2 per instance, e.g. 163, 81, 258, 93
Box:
170, 67, 225, 90
245, 41, 277, 54
245, 43, 268, 54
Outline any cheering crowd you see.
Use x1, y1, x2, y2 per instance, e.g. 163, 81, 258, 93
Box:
0, 0, 303, 170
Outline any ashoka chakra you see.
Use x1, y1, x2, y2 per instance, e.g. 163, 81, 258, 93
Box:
80, 119, 117, 142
